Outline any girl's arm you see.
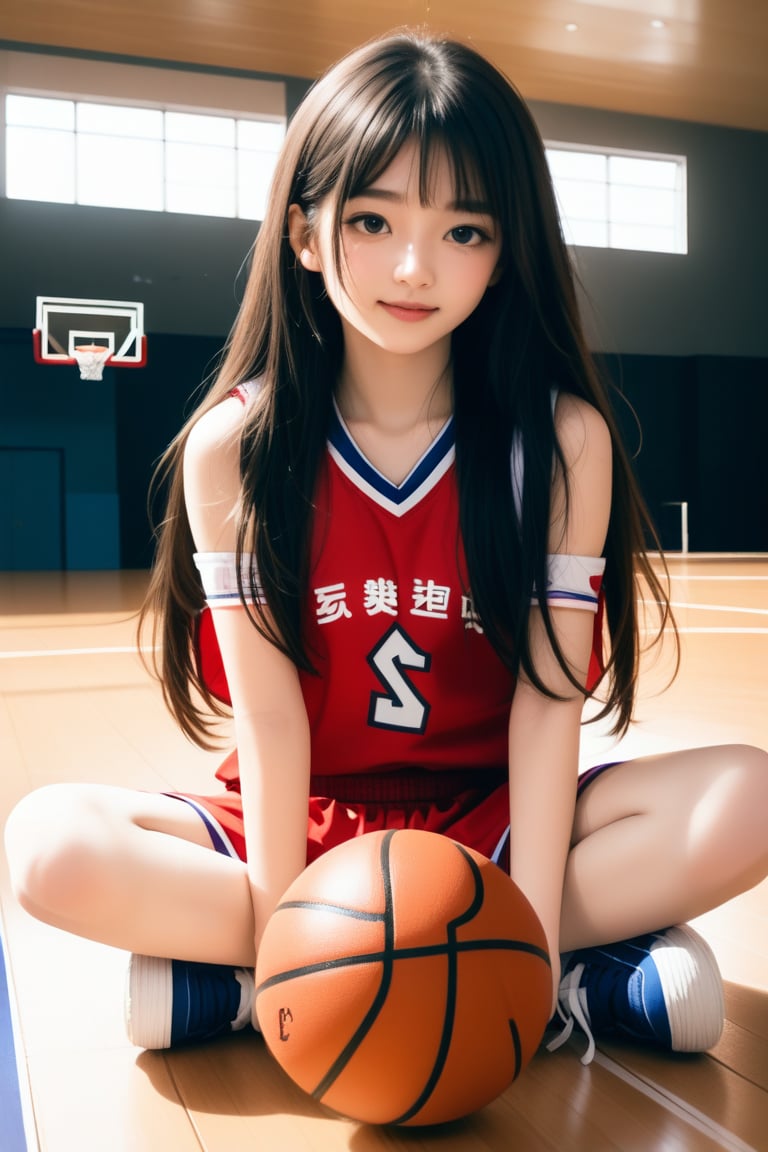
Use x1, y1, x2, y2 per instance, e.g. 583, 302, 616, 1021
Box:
183, 397, 311, 952
507, 393, 612, 1007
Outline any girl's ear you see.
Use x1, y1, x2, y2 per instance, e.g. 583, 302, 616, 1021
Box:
287, 204, 322, 272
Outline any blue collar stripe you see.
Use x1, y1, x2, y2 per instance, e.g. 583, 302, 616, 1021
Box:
328, 406, 455, 506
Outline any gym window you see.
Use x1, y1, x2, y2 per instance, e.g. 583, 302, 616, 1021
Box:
545, 143, 687, 254
4, 92, 285, 221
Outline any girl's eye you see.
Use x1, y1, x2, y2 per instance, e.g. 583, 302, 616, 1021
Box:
349, 214, 389, 235
448, 226, 484, 246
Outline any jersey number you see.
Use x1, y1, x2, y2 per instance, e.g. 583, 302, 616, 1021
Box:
367, 623, 431, 733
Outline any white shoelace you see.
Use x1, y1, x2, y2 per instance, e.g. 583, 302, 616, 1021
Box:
546, 962, 596, 1065
232, 968, 256, 1032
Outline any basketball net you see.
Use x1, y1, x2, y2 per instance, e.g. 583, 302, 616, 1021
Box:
72, 344, 112, 381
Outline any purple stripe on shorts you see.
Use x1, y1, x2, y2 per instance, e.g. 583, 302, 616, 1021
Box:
164, 793, 238, 858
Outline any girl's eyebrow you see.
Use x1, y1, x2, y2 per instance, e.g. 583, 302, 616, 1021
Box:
349, 187, 494, 215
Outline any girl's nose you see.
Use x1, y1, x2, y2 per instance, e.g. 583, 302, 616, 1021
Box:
394, 242, 434, 288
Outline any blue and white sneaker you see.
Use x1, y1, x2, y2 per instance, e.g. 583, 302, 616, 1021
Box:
547, 925, 724, 1065
125, 955, 255, 1049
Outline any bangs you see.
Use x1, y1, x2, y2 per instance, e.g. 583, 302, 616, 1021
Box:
324, 102, 502, 275
345, 122, 492, 210
340, 71, 501, 205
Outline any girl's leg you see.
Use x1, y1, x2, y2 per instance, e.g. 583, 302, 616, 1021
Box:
3, 782, 256, 967
561, 742, 768, 951
544, 743, 768, 1061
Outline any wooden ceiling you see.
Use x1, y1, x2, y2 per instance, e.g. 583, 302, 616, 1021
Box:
2, 0, 767, 131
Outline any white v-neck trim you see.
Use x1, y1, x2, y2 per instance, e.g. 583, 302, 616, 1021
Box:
327, 400, 456, 517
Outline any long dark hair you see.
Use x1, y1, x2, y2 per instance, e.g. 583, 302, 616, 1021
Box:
140, 29, 674, 745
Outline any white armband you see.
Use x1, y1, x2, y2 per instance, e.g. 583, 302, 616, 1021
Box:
193, 552, 264, 607
533, 554, 605, 612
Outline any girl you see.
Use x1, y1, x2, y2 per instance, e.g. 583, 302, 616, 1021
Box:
5, 31, 767, 1064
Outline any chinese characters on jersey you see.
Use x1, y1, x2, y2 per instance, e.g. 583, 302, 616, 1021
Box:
313, 578, 483, 632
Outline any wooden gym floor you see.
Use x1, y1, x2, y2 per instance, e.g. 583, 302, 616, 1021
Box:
1, 557, 766, 1151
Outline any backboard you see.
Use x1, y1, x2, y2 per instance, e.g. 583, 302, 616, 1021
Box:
33, 297, 146, 379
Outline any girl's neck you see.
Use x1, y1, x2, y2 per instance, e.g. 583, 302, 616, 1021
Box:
336, 334, 453, 434
335, 337, 454, 486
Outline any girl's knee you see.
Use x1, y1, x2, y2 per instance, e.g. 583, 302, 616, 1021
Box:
712, 744, 768, 882
725, 743, 768, 804
4, 784, 111, 923
693, 744, 768, 827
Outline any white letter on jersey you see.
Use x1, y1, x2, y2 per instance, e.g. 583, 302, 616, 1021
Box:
367, 623, 431, 733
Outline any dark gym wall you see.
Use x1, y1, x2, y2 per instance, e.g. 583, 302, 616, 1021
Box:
1, 45, 767, 567
1, 329, 118, 569
601, 354, 768, 554
530, 99, 768, 359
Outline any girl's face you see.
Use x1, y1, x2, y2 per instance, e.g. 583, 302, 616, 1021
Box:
289, 139, 502, 362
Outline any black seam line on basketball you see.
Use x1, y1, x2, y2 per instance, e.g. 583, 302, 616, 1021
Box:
253, 938, 550, 996
310, 830, 399, 1101
275, 899, 386, 922
254, 937, 550, 996
390, 841, 487, 1124
508, 1017, 522, 1082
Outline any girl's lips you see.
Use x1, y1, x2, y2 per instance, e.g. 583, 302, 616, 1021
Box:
379, 301, 438, 322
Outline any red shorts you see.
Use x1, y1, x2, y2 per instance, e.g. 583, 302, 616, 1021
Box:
173, 762, 614, 872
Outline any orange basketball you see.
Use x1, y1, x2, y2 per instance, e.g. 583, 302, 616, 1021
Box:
254, 828, 551, 1126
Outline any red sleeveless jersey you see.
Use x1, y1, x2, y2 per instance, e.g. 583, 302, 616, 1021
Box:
196, 397, 604, 787
299, 406, 514, 776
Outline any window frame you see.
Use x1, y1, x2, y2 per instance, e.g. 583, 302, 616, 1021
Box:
544, 139, 688, 255
0, 49, 286, 220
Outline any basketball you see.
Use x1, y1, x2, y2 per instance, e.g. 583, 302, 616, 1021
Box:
254, 828, 551, 1126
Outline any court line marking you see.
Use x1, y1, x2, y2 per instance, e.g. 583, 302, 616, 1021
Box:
670, 628, 768, 635
0, 930, 39, 1152
0, 647, 156, 659
4, 616, 768, 659
594, 1050, 758, 1152
666, 576, 768, 582
668, 601, 768, 617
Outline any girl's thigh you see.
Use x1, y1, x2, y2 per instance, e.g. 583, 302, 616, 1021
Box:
6, 781, 216, 853
571, 743, 768, 862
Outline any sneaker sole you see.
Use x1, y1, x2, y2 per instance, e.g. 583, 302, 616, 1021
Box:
651, 925, 724, 1052
125, 954, 173, 1049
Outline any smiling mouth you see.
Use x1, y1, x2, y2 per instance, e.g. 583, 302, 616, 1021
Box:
379, 301, 439, 321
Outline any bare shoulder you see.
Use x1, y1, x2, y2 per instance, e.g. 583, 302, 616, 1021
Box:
554, 391, 612, 474
551, 392, 612, 554
183, 395, 249, 552
185, 393, 247, 471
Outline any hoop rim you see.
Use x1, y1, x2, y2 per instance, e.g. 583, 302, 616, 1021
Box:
32, 329, 148, 368
72, 343, 112, 358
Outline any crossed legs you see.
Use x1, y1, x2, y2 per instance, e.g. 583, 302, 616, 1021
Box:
4, 743, 768, 965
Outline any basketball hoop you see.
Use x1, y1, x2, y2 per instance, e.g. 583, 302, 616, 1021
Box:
72, 343, 112, 381
33, 297, 147, 378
